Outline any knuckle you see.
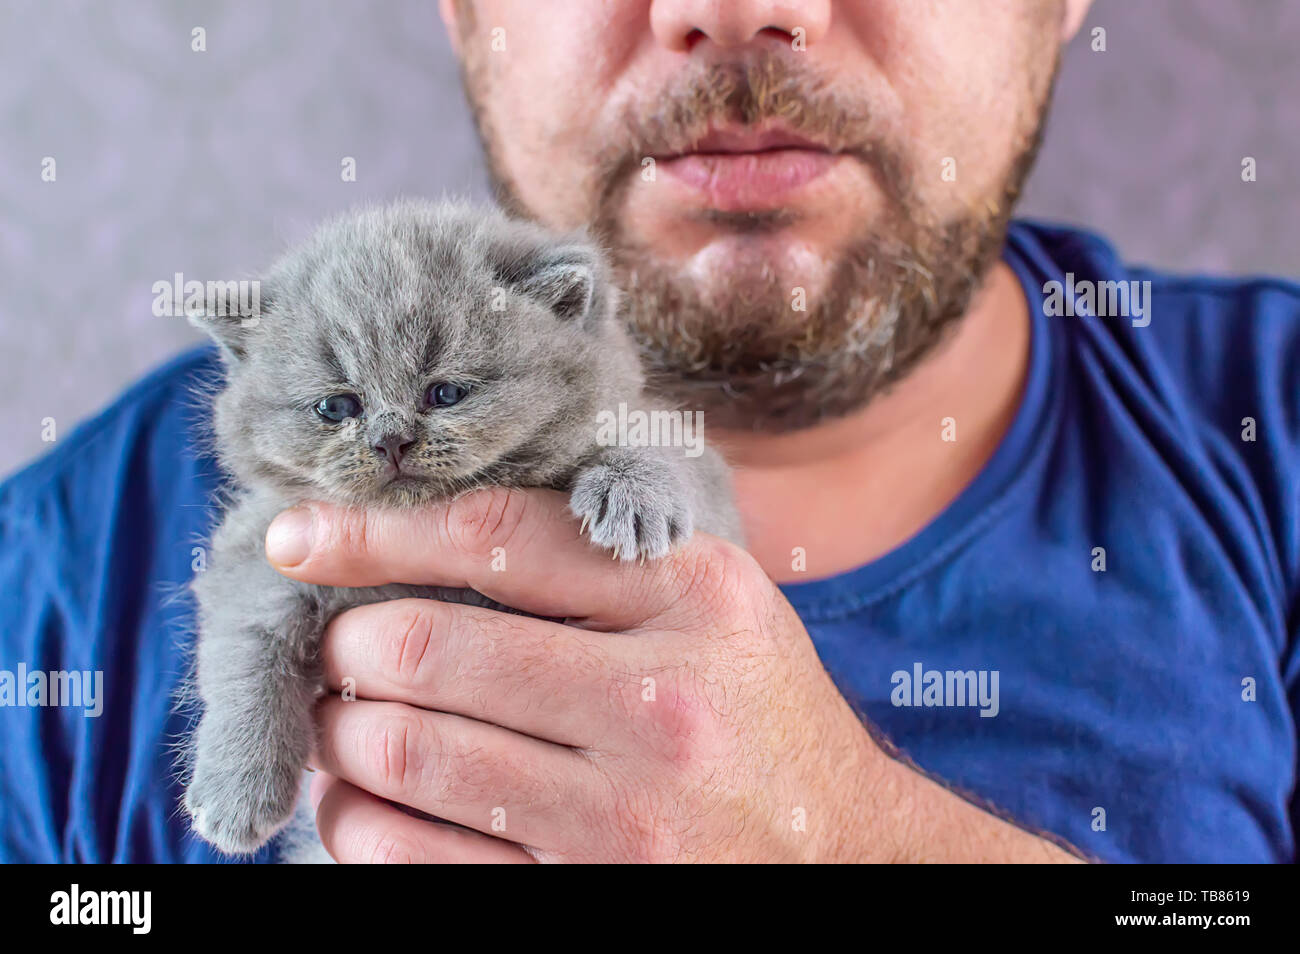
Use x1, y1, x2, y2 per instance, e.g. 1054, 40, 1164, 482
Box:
329, 506, 375, 561
443, 487, 530, 557
643, 674, 722, 768
364, 712, 431, 794
671, 537, 759, 621
379, 600, 443, 685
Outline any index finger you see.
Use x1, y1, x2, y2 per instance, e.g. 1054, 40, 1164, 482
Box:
263, 486, 728, 626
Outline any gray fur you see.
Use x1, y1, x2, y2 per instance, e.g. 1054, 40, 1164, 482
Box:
183, 199, 742, 856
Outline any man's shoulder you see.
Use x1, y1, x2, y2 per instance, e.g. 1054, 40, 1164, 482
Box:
0, 346, 221, 518
1009, 218, 1300, 315
0, 345, 224, 615
1009, 219, 1300, 613
1009, 219, 1300, 429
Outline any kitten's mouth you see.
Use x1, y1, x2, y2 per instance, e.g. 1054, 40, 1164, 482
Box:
375, 471, 438, 504
352, 467, 450, 508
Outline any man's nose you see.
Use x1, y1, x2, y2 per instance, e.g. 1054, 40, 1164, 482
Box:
372, 433, 415, 467
650, 0, 831, 52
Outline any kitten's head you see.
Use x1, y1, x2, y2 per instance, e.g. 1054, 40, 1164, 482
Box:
192, 200, 643, 507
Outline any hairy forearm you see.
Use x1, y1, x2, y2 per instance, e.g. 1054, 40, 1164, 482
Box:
887, 763, 1086, 862
828, 727, 1087, 863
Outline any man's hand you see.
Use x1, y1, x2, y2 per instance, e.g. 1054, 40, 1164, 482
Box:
266, 488, 1080, 863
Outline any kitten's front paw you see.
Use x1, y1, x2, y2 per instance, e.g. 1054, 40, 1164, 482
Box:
184, 726, 303, 855
569, 454, 693, 561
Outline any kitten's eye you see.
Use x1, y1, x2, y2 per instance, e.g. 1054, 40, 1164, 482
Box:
426, 382, 469, 408
315, 393, 363, 422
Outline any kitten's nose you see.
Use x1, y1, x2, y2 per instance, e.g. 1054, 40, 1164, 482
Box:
372, 434, 415, 467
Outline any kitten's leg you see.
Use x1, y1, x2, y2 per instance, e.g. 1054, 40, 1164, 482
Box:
569, 444, 742, 560
184, 569, 323, 855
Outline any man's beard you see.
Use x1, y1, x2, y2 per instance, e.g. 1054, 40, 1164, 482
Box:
464, 51, 1057, 433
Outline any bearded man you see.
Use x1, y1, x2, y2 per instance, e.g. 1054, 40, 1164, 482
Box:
1, 1, 1296, 863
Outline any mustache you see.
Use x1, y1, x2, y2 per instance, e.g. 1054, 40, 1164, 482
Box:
593, 51, 912, 216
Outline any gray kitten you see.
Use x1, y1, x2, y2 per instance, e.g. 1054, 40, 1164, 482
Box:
183, 199, 742, 856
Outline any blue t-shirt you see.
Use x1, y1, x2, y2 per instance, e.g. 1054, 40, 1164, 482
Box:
1, 222, 1297, 863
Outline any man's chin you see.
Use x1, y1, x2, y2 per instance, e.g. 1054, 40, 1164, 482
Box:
607, 210, 1003, 434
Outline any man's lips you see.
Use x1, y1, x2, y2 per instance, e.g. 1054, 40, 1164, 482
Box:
655, 128, 841, 211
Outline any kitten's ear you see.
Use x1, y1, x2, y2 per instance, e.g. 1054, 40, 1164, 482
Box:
185, 284, 274, 365
187, 311, 251, 364
520, 254, 594, 322
497, 242, 603, 323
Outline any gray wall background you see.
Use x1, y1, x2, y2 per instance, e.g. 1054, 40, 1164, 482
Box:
2, 0, 1297, 478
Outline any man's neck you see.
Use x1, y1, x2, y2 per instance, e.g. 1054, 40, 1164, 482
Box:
712, 260, 1032, 583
